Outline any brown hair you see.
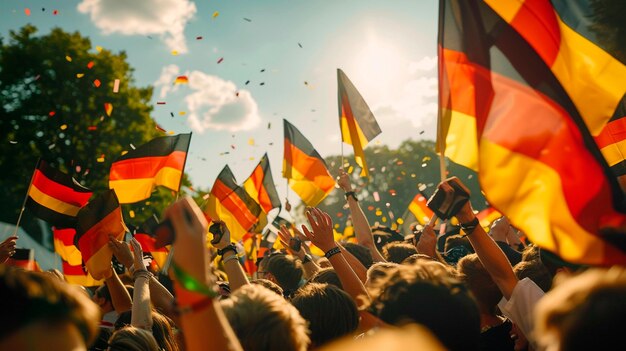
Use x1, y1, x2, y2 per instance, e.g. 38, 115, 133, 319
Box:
513, 259, 552, 292
108, 326, 159, 351
382, 242, 418, 264
457, 254, 502, 314
251, 278, 284, 296
264, 254, 304, 297
309, 268, 343, 289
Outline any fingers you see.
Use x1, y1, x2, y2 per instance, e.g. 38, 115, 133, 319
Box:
301, 224, 314, 240
165, 197, 208, 241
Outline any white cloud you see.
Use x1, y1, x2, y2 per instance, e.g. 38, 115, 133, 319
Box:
154, 65, 261, 133
77, 0, 196, 53
408, 56, 437, 74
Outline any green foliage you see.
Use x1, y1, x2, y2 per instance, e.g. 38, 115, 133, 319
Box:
0, 25, 180, 241
311, 139, 487, 234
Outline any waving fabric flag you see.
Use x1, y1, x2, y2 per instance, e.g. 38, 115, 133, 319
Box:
244, 153, 281, 213
408, 193, 434, 225
206, 165, 262, 241
109, 133, 191, 203
5, 248, 37, 271
53, 227, 103, 286
283, 119, 335, 206
337, 69, 382, 176
438, 0, 626, 265
133, 215, 169, 268
25, 160, 92, 228
76, 190, 127, 279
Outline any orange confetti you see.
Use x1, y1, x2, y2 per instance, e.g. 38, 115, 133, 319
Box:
104, 103, 113, 116
96, 154, 105, 163
60, 124, 68, 130
155, 124, 166, 132
93, 79, 101, 87
129, 210, 135, 218
87, 61, 94, 69
174, 76, 189, 84
95, 46, 103, 53
53, 10, 58, 15
88, 126, 97, 131
65, 55, 72, 62
25, 8, 31, 16
212, 11, 219, 18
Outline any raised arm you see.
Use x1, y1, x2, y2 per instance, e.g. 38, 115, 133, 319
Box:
278, 225, 320, 279
129, 238, 153, 330
211, 221, 249, 291
0, 236, 17, 264
337, 169, 385, 262
103, 264, 133, 314
165, 197, 242, 351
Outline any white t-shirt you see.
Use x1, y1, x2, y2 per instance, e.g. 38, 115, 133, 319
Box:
497, 277, 544, 347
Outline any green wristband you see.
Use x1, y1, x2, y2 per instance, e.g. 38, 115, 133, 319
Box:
170, 261, 218, 298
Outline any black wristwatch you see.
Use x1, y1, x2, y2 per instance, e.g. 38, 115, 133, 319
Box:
344, 191, 358, 201
217, 243, 237, 256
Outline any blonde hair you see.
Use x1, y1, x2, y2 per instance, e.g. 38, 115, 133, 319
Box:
108, 326, 159, 351
220, 284, 310, 351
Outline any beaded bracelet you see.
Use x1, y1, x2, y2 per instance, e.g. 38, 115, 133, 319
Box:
170, 262, 219, 298
324, 246, 341, 259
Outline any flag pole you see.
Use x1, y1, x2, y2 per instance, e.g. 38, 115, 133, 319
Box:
14, 159, 40, 237
436, 0, 448, 184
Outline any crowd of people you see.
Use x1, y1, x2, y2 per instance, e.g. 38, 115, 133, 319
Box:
1, 173, 625, 351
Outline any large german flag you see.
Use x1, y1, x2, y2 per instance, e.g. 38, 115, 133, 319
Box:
62, 260, 103, 287
25, 160, 92, 228
439, 0, 626, 265
109, 133, 191, 203
408, 193, 434, 225
283, 119, 335, 206
206, 165, 262, 241
337, 69, 382, 176
244, 153, 281, 213
75, 190, 127, 279
476, 207, 502, 230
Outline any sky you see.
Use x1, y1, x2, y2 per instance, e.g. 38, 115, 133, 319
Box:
0, 0, 439, 205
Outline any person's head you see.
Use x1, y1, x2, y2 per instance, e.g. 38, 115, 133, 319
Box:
514, 259, 552, 292
309, 268, 343, 289
372, 226, 404, 252
342, 243, 373, 269
93, 283, 114, 314
444, 234, 474, 253
107, 326, 159, 351
0, 266, 100, 350
251, 278, 284, 296
114, 310, 178, 351
220, 284, 310, 351
457, 254, 502, 315
259, 253, 304, 297
368, 262, 480, 351
320, 324, 445, 351
365, 261, 399, 290
292, 283, 359, 347
382, 242, 418, 264
535, 267, 626, 351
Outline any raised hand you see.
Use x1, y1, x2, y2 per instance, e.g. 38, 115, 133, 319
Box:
337, 168, 353, 192
210, 221, 231, 250
130, 237, 146, 271
108, 235, 134, 269
301, 207, 336, 252
0, 236, 17, 263
278, 225, 305, 259
416, 224, 437, 257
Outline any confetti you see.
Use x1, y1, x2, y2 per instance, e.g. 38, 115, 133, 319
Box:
373, 192, 380, 202
104, 103, 113, 116
97, 155, 105, 162
76, 73, 84, 78
298, 43, 303, 48
49, 144, 56, 149
260, 69, 265, 72
168, 131, 175, 135
259, 82, 265, 86
65, 55, 72, 62
171, 50, 179, 56
25, 8, 31, 16
87, 61, 94, 69
235, 92, 239, 97
347, 166, 354, 174
243, 18, 252, 22
375, 210, 383, 216
9, 141, 17, 144
267, 122, 271, 129
179, 111, 186, 116
367, 205, 375, 211
217, 57, 224, 64
174, 76, 189, 84
76, 166, 81, 172
230, 145, 236, 149
419, 130, 425, 135
397, 218, 404, 225
156, 102, 166, 105
96, 46, 103, 52
248, 138, 255, 146
113, 79, 120, 93
304, 81, 308, 85
88, 126, 97, 131
196, 36, 203, 40
129, 210, 135, 218
60, 124, 68, 130
93, 79, 101, 88
49, 111, 56, 117
212, 11, 219, 18
155, 124, 166, 132
245, 80, 250, 85
170, 112, 174, 117
130, 143, 136, 150
53, 10, 58, 15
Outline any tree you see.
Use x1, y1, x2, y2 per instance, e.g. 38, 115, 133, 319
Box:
0, 25, 180, 243
305, 140, 487, 234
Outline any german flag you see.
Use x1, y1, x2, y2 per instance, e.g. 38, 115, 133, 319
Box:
244, 153, 281, 213
438, 0, 626, 265
476, 207, 502, 229
25, 160, 92, 228
5, 248, 37, 271
54, 227, 83, 266
75, 190, 127, 279
133, 215, 169, 269
206, 165, 262, 241
337, 69, 382, 176
62, 260, 103, 287
109, 133, 191, 204
283, 119, 335, 206
408, 193, 434, 225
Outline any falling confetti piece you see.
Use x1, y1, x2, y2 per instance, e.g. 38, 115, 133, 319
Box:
88, 126, 97, 131
367, 205, 375, 211
260, 69, 265, 72
168, 131, 175, 135
25, 8, 31, 16
389, 189, 397, 196
421, 163, 427, 168
243, 18, 252, 22
217, 57, 224, 64
196, 36, 203, 40
267, 122, 271, 129
60, 124, 68, 130
170, 112, 174, 117
179, 111, 186, 116
9, 141, 17, 144
373, 192, 380, 202
174, 76, 189, 84
249, 157, 255, 160
155, 124, 166, 132
113, 79, 120, 93
375, 210, 383, 216
97, 155, 105, 162
304, 81, 308, 85
53, 10, 58, 15
156, 102, 166, 105
245, 80, 250, 85
422, 156, 431, 162
259, 82, 265, 86
76, 73, 84, 78
130, 143, 136, 150
397, 218, 404, 225
95, 46, 103, 52
87, 61, 94, 69
65, 55, 72, 62
84, 169, 90, 176
171, 50, 179, 56
93, 79, 101, 87
75, 165, 81, 172
48, 144, 56, 149
419, 130, 425, 135
212, 11, 219, 18
129, 210, 135, 218
298, 43, 303, 48
230, 145, 235, 149
49, 111, 56, 117
248, 138, 255, 146
104, 103, 113, 116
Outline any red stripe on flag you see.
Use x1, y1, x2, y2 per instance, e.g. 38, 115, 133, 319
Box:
212, 180, 258, 230
31, 169, 92, 205
109, 151, 187, 180
77, 208, 123, 261
509, 0, 561, 66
